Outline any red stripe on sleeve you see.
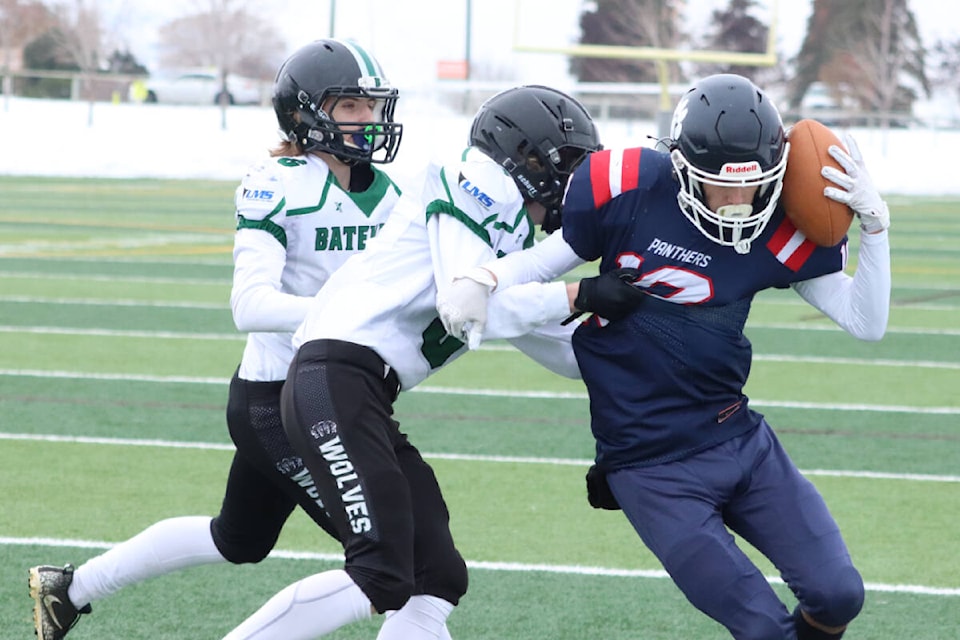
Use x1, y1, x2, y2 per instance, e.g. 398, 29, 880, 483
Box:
784, 238, 817, 271
589, 150, 612, 207
766, 217, 797, 254
620, 147, 642, 192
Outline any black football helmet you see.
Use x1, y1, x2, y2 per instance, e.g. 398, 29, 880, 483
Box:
669, 73, 787, 253
273, 39, 402, 164
469, 85, 602, 232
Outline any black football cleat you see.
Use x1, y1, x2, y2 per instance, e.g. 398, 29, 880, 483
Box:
28, 564, 91, 639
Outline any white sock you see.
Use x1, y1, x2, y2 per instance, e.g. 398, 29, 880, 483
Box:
70, 515, 224, 608
377, 594, 455, 640
221, 569, 372, 640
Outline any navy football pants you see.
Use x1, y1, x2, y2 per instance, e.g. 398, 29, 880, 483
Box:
607, 421, 864, 640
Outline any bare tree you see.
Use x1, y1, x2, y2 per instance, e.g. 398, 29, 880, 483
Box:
929, 37, 960, 99
44, 0, 105, 123
819, 0, 927, 128
790, 0, 927, 124
0, 0, 58, 73
51, 0, 102, 74
157, 0, 284, 82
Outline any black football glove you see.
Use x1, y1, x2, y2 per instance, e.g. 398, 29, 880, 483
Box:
586, 464, 620, 510
574, 267, 645, 321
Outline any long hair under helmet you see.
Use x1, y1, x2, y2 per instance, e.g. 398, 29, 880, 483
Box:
669, 73, 788, 253
272, 38, 402, 164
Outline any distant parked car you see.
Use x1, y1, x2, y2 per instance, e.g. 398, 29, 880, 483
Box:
132, 70, 265, 105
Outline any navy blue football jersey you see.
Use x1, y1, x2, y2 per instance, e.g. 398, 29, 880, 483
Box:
562, 147, 848, 470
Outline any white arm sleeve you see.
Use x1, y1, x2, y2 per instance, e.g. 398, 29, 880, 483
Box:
484, 231, 586, 290
230, 229, 312, 332
507, 321, 581, 380
483, 280, 572, 339
428, 211, 501, 293
791, 230, 890, 341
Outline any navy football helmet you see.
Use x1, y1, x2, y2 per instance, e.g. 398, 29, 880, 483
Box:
469, 85, 602, 232
669, 74, 787, 253
273, 39, 402, 164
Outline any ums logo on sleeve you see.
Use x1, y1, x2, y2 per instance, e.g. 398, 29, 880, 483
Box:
459, 178, 494, 208
241, 188, 277, 201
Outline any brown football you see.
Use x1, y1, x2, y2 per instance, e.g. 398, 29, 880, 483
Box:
782, 119, 854, 247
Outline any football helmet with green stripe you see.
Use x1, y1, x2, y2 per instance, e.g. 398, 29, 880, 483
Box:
273, 39, 402, 164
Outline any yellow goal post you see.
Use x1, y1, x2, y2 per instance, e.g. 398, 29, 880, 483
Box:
511, 0, 780, 136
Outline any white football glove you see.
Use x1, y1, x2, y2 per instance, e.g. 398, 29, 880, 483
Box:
436, 267, 497, 350
821, 134, 890, 234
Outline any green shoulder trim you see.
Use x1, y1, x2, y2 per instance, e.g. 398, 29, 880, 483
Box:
286, 168, 399, 218
424, 166, 535, 249
425, 199, 493, 248
237, 197, 287, 247
491, 208, 534, 245
286, 174, 335, 217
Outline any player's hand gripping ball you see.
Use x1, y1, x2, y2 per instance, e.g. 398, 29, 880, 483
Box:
781, 119, 855, 246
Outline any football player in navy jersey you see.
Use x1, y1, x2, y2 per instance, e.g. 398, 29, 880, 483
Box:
439, 73, 891, 640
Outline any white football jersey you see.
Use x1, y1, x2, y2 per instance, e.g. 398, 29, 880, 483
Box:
231, 154, 401, 381
293, 147, 578, 390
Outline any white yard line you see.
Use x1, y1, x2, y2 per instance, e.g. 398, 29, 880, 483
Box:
0, 271, 229, 285
1, 432, 958, 485
0, 295, 226, 309
1, 535, 957, 597
1, 318, 958, 338
0, 326, 241, 340
1, 325, 959, 367
2, 368, 959, 415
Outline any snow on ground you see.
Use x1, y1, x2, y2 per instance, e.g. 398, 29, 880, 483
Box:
1, 95, 956, 196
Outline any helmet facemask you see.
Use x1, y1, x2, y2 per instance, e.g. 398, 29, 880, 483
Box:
272, 39, 403, 165
527, 143, 594, 233
286, 84, 402, 164
668, 74, 788, 253
670, 144, 788, 254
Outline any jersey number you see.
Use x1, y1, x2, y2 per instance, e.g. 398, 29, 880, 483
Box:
420, 318, 464, 369
618, 255, 714, 304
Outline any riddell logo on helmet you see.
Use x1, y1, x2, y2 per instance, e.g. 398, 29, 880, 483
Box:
720, 162, 761, 176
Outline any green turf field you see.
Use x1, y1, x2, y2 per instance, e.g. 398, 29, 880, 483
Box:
1, 176, 958, 639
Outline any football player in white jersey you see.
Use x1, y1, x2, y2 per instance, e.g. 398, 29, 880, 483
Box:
27, 38, 446, 640
217, 86, 645, 639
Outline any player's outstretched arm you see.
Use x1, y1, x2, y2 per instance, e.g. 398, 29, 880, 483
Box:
795, 135, 890, 341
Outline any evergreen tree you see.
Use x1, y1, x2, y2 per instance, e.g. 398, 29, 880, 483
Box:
23, 28, 78, 70
695, 0, 772, 81
106, 49, 147, 75
571, 0, 685, 83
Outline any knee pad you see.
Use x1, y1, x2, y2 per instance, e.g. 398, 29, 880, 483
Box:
801, 564, 865, 628
210, 516, 275, 564
427, 548, 468, 606
348, 565, 415, 614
